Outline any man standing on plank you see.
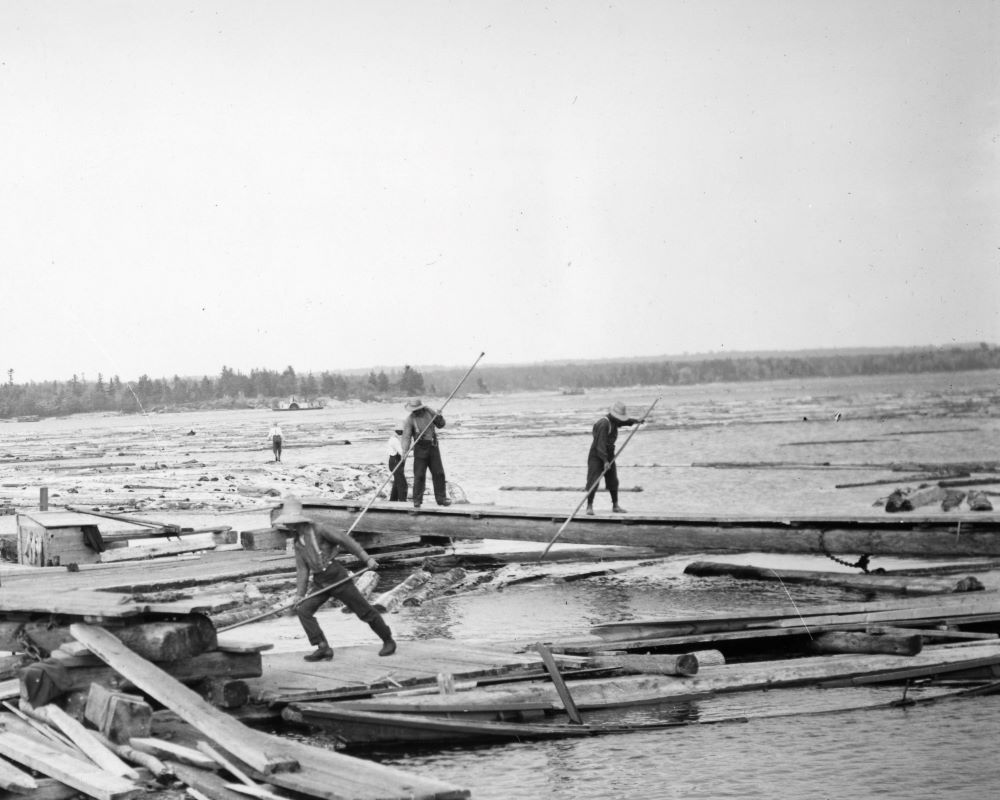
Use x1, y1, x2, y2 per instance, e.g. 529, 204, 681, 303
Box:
399, 398, 452, 509
586, 401, 642, 516
274, 495, 397, 661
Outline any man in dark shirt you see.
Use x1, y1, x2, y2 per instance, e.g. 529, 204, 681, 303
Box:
586, 401, 641, 515
274, 495, 396, 661
400, 398, 452, 509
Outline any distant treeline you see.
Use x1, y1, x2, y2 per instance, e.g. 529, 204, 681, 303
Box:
1, 344, 997, 420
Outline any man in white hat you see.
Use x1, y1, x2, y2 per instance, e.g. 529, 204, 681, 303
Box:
586, 401, 641, 515
273, 495, 396, 660
399, 398, 451, 509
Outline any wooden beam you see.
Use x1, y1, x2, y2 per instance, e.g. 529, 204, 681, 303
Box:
128, 737, 217, 769
0, 731, 139, 800
534, 643, 583, 724
69, 625, 296, 775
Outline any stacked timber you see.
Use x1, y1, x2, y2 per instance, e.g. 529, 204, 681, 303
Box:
0, 594, 469, 799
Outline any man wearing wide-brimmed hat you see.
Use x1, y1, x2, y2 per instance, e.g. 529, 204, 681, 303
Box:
585, 401, 642, 516
399, 398, 451, 509
273, 495, 396, 661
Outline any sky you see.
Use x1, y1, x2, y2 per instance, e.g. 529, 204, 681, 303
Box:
1, 1, 997, 383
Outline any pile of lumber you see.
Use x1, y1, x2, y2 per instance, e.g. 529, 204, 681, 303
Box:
0, 620, 468, 799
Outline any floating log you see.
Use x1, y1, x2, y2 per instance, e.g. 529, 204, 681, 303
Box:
588, 653, 699, 676
292, 496, 1000, 558
683, 561, 983, 596
499, 486, 643, 492
403, 568, 467, 607
940, 476, 1000, 488
372, 570, 431, 613
837, 473, 970, 489
809, 631, 923, 656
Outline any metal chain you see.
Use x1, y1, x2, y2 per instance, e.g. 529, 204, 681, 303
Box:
818, 530, 873, 574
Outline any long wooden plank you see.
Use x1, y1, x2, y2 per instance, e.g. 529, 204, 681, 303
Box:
0, 754, 37, 793
69, 624, 296, 775
297, 498, 1000, 557
35, 705, 139, 780
534, 644, 582, 724
0, 731, 138, 800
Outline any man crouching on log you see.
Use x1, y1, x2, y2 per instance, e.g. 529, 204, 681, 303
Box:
274, 495, 397, 661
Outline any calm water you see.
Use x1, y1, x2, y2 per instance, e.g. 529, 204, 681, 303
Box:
5, 370, 1000, 798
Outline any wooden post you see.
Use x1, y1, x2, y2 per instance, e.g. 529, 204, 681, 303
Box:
39, 487, 48, 511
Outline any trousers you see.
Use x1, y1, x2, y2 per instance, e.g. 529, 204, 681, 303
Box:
586, 455, 619, 505
412, 442, 447, 506
296, 560, 391, 646
388, 454, 408, 501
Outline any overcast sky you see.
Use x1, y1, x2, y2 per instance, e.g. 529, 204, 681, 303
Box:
2, 1, 997, 383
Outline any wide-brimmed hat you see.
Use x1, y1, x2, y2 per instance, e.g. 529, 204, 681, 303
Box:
273, 495, 311, 529
404, 398, 425, 412
609, 401, 630, 421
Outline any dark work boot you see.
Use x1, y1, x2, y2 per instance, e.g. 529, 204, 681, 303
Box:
303, 644, 333, 661
379, 638, 397, 657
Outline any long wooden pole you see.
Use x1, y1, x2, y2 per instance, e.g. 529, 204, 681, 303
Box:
538, 397, 660, 561
342, 351, 486, 539
218, 567, 372, 632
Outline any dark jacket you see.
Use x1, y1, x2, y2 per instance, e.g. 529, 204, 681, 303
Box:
400, 407, 445, 453
588, 414, 638, 464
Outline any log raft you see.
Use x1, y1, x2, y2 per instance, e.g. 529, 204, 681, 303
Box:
285, 497, 1000, 558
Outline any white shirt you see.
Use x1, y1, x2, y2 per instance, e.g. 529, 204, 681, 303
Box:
386, 434, 404, 457
269, 425, 283, 438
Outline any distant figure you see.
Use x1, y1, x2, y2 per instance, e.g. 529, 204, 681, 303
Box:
386, 426, 408, 502
400, 398, 451, 509
274, 495, 396, 661
834, 412, 842, 422
269, 422, 284, 462
586, 401, 641, 515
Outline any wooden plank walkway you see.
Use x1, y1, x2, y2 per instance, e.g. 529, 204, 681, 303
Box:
296, 497, 1000, 557
244, 639, 550, 704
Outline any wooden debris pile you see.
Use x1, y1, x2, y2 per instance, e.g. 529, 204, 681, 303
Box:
0, 598, 469, 799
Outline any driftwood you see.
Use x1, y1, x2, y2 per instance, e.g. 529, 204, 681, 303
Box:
809, 631, 923, 656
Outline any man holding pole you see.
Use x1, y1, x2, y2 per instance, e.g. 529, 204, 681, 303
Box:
273, 495, 397, 661
399, 398, 451, 509
586, 401, 642, 516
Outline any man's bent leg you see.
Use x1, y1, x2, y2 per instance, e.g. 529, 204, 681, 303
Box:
334, 581, 397, 656
295, 592, 333, 660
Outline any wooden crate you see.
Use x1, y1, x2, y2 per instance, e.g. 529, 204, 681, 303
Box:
16, 512, 104, 567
